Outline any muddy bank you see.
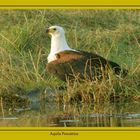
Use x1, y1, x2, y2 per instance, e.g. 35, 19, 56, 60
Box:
0, 85, 140, 115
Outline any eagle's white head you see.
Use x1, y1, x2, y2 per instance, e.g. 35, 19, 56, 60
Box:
46, 25, 65, 37
46, 25, 75, 63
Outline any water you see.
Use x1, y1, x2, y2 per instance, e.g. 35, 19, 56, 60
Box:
1, 87, 140, 127
1, 101, 140, 127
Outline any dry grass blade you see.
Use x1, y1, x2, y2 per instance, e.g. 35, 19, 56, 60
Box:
0, 97, 5, 119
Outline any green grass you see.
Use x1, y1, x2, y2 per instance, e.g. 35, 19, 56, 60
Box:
0, 10, 140, 120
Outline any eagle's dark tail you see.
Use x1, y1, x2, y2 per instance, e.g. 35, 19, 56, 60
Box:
108, 61, 128, 78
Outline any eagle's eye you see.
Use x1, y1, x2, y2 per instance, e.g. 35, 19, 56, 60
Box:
53, 28, 56, 31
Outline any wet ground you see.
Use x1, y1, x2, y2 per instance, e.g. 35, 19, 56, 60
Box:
1, 87, 140, 127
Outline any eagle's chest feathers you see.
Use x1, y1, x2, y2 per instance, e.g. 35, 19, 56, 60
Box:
47, 34, 76, 63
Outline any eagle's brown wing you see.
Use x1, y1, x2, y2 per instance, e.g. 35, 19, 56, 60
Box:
46, 51, 128, 81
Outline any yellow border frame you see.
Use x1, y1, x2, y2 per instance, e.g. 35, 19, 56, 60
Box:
0, 5, 140, 9
0, 2, 140, 139
0, 127, 140, 139
0, 0, 140, 5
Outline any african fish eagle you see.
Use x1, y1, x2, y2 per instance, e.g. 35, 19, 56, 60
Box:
46, 25, 128, 82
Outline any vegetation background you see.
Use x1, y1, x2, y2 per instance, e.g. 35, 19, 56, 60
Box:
0, 10, 140, 126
